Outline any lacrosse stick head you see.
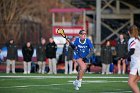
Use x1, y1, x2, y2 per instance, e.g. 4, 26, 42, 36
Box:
57, 28, 66, 38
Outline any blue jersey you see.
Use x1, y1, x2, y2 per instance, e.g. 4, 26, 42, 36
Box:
74, 38, 93, 59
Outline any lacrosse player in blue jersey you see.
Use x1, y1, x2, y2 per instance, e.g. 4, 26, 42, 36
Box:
72, 30, 94, 90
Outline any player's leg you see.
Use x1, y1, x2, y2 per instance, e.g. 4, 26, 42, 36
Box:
134, 76, 140, 84
128, 74, 140, 93
134, 74, 140, 92
77, 58, 86, 80
73, 58, 86, 90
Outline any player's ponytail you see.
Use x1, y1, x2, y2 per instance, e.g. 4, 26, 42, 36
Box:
129, 25, 140, 41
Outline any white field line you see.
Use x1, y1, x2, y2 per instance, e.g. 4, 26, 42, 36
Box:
0, 83, 72, 89
0, 76, 128, 79
101, 91, 132, 93
0, 80, 128, 89
68, 80, 128, 83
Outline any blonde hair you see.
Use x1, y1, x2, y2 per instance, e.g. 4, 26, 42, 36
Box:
129, 25, 140, 41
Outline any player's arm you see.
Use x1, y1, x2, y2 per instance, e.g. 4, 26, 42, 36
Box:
125, 38, 136, 59
69, 42, 76, 50
125, 48, 135, 59
85, 48, 94, 59
66, 38, 77, 50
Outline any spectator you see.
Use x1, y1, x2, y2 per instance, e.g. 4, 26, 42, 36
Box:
116, 33, 127, 74
101, 40, 112, 74
46, 37, 57, 74
6, 39, 17, 74
62, 39, 73, 74
0, 49, 4, 64
22, 41, 34, 74
36, 38, 46, 74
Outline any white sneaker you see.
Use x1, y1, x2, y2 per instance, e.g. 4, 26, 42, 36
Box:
73, 80, 77, 86
73, 80, 79, 90
75, 86, 79, 90
78, 81, 81, 87
77, 80, 81, 87
73, 80, 81, 90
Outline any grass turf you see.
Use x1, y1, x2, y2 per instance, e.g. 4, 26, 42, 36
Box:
0, 73, 136, 93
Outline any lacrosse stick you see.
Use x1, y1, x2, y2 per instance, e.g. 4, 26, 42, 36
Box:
57, 28, 71, 43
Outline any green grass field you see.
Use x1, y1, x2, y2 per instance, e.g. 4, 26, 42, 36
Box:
0, 73, 136, 93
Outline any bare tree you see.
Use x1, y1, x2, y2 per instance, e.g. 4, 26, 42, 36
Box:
0, 0, 72, 46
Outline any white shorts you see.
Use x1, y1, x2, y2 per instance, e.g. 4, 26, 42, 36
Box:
130, 68, 140, 75
130, 62, 140, 75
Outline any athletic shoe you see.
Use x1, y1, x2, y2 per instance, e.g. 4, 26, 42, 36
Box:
73, 80, 82, 90
78, 80, 81, 87
75, 86, 79, 90
73, 80, 79, 90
